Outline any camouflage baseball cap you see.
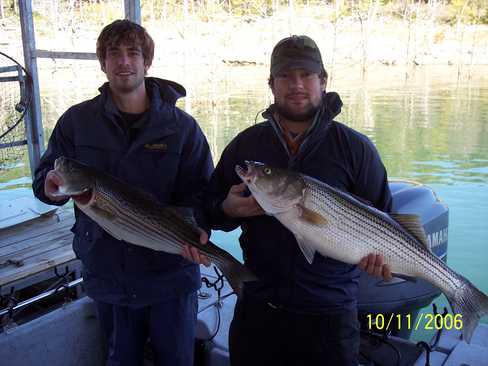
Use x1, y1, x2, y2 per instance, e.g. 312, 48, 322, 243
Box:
270, 35, 325, 77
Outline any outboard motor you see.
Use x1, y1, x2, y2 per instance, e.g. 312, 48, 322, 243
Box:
357, 181, 449, 339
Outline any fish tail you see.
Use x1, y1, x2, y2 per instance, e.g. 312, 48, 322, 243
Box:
447, 275, 488, 344
217, 258, 258, 298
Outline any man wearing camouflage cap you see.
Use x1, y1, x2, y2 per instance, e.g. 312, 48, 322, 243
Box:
192, 35, 393, 365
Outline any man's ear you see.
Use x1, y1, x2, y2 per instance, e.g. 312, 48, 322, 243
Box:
270, 85, 276, 97
100, 61, 106, 73
268, 77, 275, 94
321, 76, 327, 91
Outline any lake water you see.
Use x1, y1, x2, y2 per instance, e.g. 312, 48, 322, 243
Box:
1, 63, 488, 340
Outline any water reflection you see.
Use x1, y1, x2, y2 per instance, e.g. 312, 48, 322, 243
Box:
2, 64, 488, 186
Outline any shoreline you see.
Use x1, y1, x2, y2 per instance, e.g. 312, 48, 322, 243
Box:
2, 5, 488, 71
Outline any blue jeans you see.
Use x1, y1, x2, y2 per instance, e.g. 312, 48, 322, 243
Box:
96, 292, 197, 366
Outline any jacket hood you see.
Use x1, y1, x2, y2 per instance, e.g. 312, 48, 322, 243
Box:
98, 77, 186, 106
262, 91, 343, 123
145, 77, 186, 104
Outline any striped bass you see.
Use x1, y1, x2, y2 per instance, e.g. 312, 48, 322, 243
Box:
236, 161, 488, 343
53, 156, 257, 296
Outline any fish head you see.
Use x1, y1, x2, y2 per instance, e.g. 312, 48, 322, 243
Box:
235, 161, 304, 214
53, 157, 97, 205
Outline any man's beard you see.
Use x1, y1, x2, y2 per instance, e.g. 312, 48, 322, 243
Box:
114, 78, 144, 94
275, 100, 321, 123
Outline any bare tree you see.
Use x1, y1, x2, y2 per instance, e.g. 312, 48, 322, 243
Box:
353, 0, 379, 77
161, 0, 168, 22
456, 0, 471, 81
426, 0, 438, 57
288, 0, 296, 32
149, 0, 155, 23
467, 1, 484, 79
329, 0, 343, 87
404, 0, 413, 68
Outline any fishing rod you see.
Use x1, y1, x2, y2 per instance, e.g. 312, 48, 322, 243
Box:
0, 277, 83, 318
0, 267, 231, 325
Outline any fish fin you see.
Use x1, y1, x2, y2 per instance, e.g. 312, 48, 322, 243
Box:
215, 257, 259, 298
391, 272, 417, 282
101, 225, 124, 241
298, 205, 328, 227
376, 277, 409, 287
390, 213, 430, 249
294, 234, 316, 264
90, 204, 116, 221
165, 206, 198, 227
86, 204, 125, 241
446, 274, 488, 344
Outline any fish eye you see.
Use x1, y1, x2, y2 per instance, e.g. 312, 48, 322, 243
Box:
264, 167, 272, 175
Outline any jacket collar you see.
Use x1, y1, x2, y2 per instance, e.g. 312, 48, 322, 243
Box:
98, 77, 187, 141
98, 77, 186, 113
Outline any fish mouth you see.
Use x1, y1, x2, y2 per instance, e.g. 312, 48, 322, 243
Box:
235, 164, 250, 184
55, 183, 93, 205
235, 161, 258, 185
53, 156, 94, 204
70, 188, 93, 206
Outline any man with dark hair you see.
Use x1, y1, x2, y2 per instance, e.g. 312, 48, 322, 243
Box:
33, 19, 213, 366
185, 35, 393, 365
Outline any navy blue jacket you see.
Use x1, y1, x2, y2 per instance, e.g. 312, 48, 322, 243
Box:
33, 77, 214, 306
205, 92, 392, 313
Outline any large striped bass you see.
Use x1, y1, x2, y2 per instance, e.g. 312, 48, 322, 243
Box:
53, 156, 257, 296
236, 161, 488, 343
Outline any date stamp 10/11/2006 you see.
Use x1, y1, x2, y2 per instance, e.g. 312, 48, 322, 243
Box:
366, 313, 463, 332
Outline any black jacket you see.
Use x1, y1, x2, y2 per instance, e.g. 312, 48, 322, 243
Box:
33, 77, 214, 306
205, 92, 392, 313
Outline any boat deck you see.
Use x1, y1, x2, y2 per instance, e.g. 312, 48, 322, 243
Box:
0, 204, 78, 295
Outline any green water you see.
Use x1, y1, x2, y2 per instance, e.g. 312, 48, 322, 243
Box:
1, 64, 487, 341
